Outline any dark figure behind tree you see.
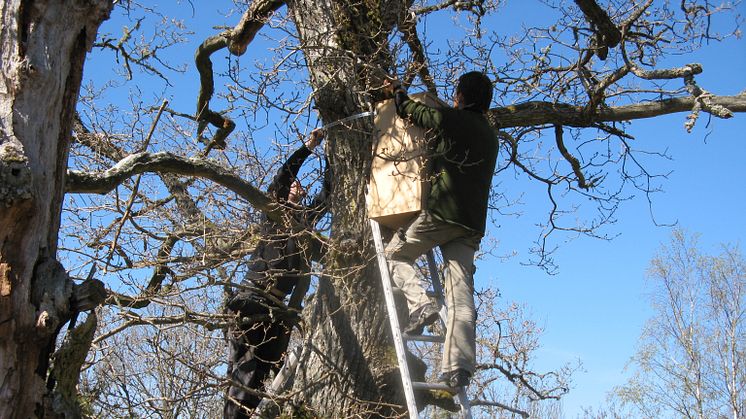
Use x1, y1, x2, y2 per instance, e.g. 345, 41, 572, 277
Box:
224, 129, 329, 418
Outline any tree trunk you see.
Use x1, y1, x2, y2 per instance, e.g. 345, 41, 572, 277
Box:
0, 1, 111, 418
286, 0, 408, 416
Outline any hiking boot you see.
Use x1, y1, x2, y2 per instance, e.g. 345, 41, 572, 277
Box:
403, 303, 440, 335
438, 368, 471, 393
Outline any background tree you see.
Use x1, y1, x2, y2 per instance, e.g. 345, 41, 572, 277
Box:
2, 0, 745, 417
614, 229, 745, 419
0, 1, 112, 417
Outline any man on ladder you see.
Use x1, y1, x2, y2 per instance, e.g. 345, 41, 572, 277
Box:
382, 71, 498, 393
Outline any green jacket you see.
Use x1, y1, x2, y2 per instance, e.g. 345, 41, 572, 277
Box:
396, 95, 498, 235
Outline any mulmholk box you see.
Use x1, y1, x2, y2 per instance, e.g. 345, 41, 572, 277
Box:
367, 92, 447, 230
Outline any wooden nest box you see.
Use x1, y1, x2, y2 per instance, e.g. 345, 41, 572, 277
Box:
367, 92, 448, 229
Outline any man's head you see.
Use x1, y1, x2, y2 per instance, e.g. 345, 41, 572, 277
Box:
454, 71, 493, 113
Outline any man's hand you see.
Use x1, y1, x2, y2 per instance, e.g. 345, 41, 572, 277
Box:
305, 128, 325, 150
383, 77, 403, 98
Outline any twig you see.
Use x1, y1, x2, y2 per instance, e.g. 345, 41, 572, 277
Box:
104, 100, 168, 272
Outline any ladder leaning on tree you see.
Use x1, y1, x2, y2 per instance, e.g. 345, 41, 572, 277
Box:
370, 219, 473, 419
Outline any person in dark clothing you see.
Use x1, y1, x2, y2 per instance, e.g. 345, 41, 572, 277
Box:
224, 129, 329, 418
383, 72, 498, 392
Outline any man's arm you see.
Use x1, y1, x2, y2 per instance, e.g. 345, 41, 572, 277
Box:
387, 81, 444, 130
268, 129, 324, 201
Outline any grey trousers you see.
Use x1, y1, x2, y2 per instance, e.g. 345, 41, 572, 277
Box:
385, 211, 481, 374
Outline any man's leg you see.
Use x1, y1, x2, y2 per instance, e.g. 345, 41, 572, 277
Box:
225, 322, 249, 419
386, 213, 437, 313
387, 212, 475, 336
255, 321, 292, 374
439, 234, 480, 381
225, 322, 268, 418
386, 212, 465, 314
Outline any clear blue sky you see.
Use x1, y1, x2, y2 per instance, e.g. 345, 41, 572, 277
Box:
477, 11, 746, 417
84, 1, 746, 417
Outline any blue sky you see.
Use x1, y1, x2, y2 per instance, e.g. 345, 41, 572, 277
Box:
82, 1, 746, 416
482, 22, 746, 417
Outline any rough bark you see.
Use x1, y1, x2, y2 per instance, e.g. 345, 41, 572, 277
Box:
0, 1, 112, 418
48, 313, 98, 417
280, 0, 409, 417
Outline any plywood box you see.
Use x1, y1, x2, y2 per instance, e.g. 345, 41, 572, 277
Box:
367, 92, 447, 229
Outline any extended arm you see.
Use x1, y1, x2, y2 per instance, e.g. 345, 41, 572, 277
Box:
390, 82, 444, 130
267, 146, 312, 201
267, 129, 324, 201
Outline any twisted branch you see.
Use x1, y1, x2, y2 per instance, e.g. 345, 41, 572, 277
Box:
194, 0, 286, 151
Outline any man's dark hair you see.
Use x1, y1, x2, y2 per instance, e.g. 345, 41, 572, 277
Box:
456, 71, 493, 112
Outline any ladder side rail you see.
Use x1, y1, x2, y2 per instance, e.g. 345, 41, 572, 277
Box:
254, 345, 303, 415
370, 219, 420, 418
425, 250, 474, 419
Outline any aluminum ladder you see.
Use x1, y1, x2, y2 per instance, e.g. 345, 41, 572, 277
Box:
370, 219, 473, 418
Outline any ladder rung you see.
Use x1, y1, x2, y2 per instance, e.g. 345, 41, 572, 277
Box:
412, 381, 458, 393
370, 219, 472, 418
402, 333, 445, 343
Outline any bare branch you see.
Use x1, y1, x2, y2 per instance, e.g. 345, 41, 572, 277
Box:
194, 0, 286, 151
477, 362, 567, 401
628, 63, 703, 80
471, 399, 530, 418
573, 0, 621, 59
412, 0, 487, 16
398, 13, 437, 94
104, 100, 168, 269
488, 93, 746, 128
228, 0, 287, 56
72, 113, 126, 161
66, 152, 272, 213
194, 34, 235, 151
554, 125, 595, 190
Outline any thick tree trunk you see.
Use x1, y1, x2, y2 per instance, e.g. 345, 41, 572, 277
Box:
285, 0, 409, 417
0, 1, 111, 418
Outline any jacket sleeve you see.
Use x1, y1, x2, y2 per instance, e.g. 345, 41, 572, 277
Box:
393, 89, 444, 130
267, 145, 313, 201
